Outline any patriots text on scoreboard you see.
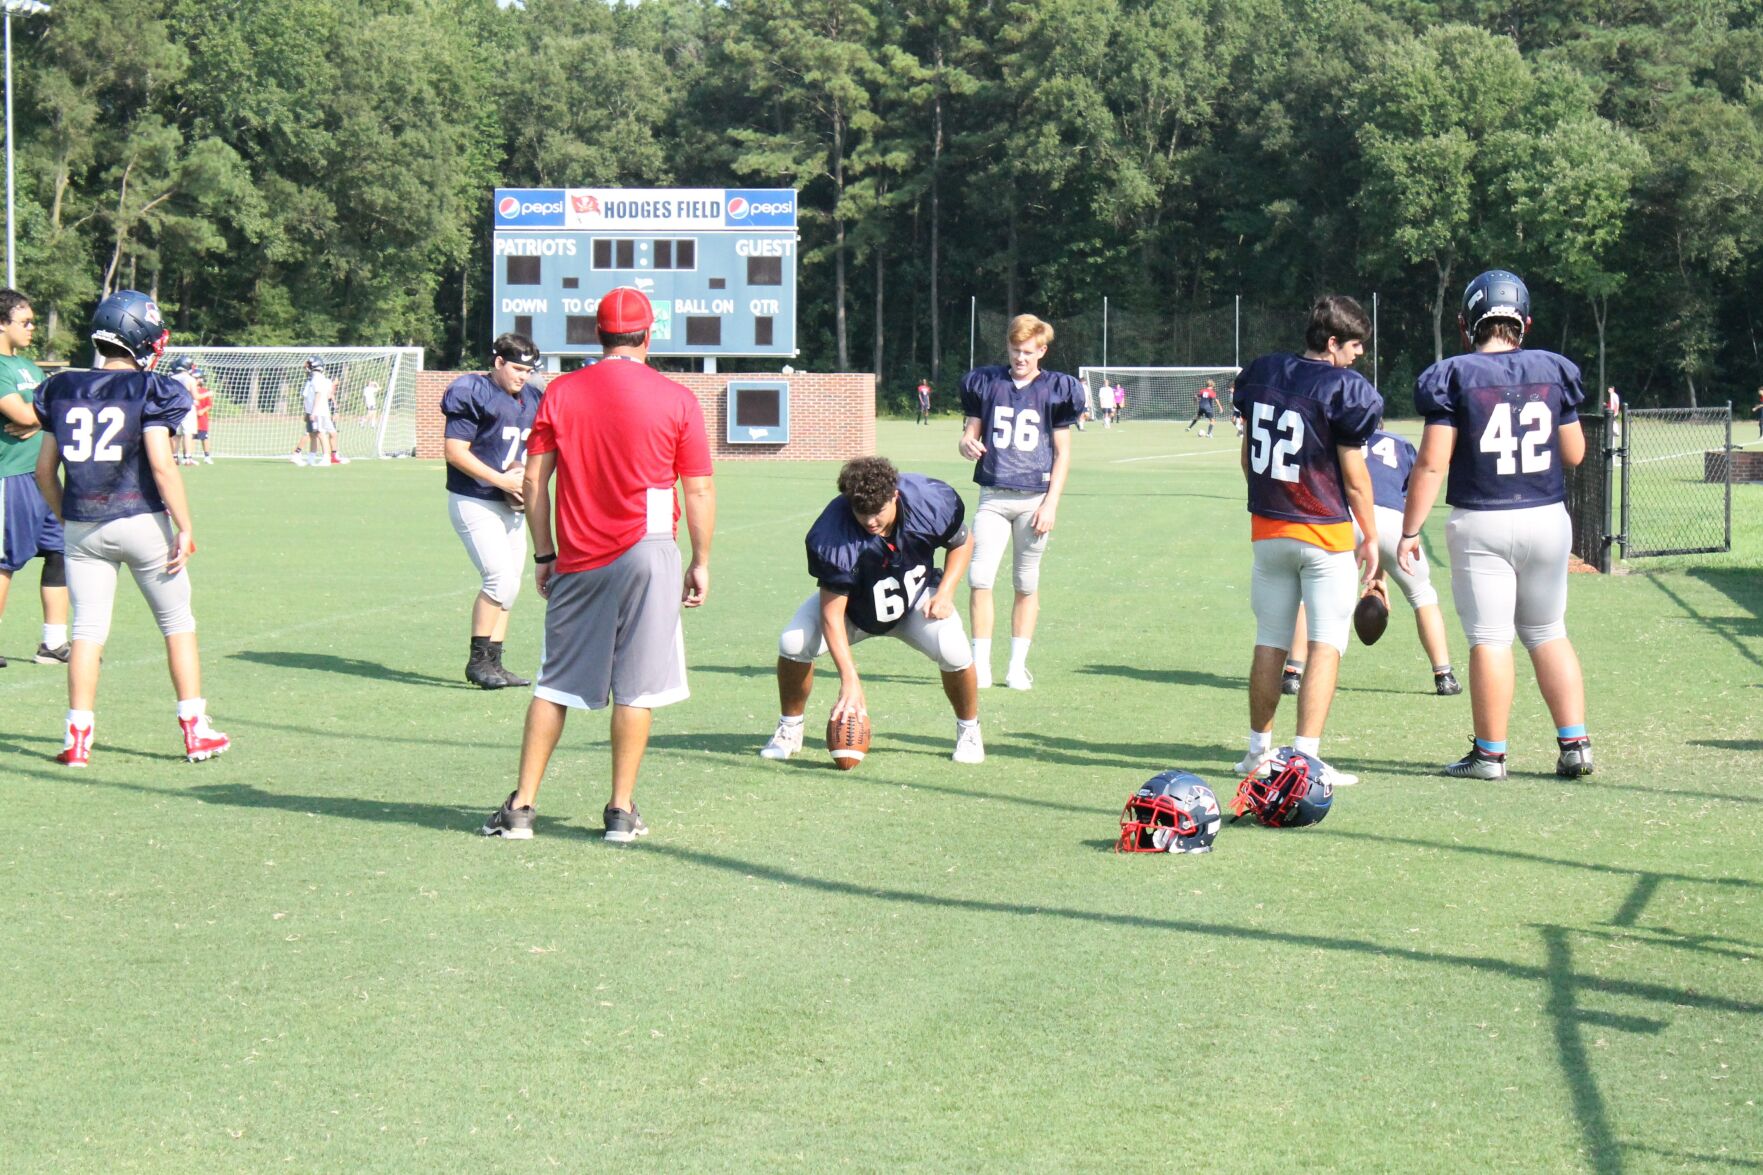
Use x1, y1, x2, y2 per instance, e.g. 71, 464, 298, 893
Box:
490, 187, 799, 363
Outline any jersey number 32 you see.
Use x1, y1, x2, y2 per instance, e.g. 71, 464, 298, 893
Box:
62, 406, 126, 463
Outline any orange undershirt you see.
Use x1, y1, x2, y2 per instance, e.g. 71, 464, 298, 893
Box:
1251, 515, 1355, 552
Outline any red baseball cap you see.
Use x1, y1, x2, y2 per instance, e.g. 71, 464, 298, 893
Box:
597, 287, 654, 333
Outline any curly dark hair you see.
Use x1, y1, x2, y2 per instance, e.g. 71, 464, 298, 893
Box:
837, 456, 899, 515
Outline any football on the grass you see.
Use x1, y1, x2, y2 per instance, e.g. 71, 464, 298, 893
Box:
1353, 586, 1390, 645
826, 711, 871, 770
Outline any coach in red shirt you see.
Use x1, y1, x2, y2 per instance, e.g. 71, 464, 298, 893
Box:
481, 287, 716, 843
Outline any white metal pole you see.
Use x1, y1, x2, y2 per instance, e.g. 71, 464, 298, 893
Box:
1102, 295, 1108, 369
1234, 295, 1240, 369
1373, 292, 1379, 388
5, 11, 14, 291
968, 295, 975, 371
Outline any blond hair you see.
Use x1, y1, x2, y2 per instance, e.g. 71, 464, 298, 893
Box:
1007, 314, 1054, 349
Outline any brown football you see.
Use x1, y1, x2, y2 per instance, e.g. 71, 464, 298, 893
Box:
1353, 586, 1390, 646
826, 711, 871, 771
503, 462, 526, 510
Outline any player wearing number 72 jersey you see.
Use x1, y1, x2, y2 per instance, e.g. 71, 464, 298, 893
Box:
442, 332, 544, 690
1398, 269, 1593, 781
758, 457, 985, 765
958, 314, 1082, 691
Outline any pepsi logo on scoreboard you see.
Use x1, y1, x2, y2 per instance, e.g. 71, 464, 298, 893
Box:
724, 190, 796, 228
494, 189, 566, 228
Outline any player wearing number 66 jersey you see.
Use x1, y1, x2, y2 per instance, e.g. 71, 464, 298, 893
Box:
442, 332, 544, 690
1398, 269, 1593, 781
758, 458, 984, 765
32, 290, 229, 767
1230, 295, 1382, 788
958, 314, 1081, 691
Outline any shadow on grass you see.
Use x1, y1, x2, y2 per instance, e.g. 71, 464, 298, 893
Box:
693, 663, 927, 686
1077, 663, 1245, 691
1647, 572, 1763, 675
1689, 737, 1763, 752
229, 650, 472, 689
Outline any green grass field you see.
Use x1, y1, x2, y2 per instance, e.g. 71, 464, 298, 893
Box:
4, 420, 1760, 1171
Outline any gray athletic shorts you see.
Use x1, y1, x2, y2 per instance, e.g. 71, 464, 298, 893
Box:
1250, 537, 1356, 654
534, 536, 687, 710
64, 513, 196, 643
969, 488, 1049, 594
1445, 503, 1572, 650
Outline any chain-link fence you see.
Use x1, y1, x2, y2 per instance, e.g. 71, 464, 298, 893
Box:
1620, 407, 1732, 558
1564, 414, 1614, 572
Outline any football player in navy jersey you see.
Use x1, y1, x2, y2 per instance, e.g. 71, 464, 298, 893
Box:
758, 456, 984, 764
32, 290, 229, 767
1359, 421, 1461, 695
1398, 270, 1593, 780
1232, 295, 1382, 788
442, 332, 544, 689
957, 314, 1081, 690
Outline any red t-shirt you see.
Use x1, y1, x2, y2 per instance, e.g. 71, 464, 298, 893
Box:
194, 384, 213, 431
527, 357, 713, 573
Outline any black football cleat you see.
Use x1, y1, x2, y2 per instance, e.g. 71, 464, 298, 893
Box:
1434, 670, 1463, 696
1556, 736, 1594, 778
1280, 668, 1303, 696
1443, 738, 1508, 781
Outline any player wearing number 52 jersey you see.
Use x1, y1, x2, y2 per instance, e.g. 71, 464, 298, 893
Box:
1231, 295, 1382, 789
1399, 269, 1593, 782
442, 332, 544, 690
759, 458, 984, 765
958, 314, 1081, 691
33, 290, 229, 767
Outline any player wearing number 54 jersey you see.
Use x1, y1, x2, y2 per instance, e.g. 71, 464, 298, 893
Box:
759, 458, 985, 765
32, 290, 229, 767
958, 314, 1081, 691
442, 332, 544, 690
1231, 295, 1382, 788
1398, 269, 1593, 781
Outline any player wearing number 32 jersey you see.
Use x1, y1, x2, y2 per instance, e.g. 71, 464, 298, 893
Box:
958, 314, 1082, 691
1230, 295, 1382, 788
442, 332, 544, 690
1399, 269, 1593, 782
759, 458, 985, 765
33, 290, 229, 767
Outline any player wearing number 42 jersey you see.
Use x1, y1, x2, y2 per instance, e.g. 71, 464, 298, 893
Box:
1399, 269, 1593, 781
759, 457, 984, 765
32, 290, 229, 767
1231, 295, 1382, 789
958, 314, 1082, 691
442, 332, 544, 690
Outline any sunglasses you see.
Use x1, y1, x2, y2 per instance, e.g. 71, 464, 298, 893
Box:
10, 318, 34, 327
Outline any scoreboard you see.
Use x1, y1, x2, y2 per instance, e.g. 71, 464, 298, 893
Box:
490, 187, 798, 366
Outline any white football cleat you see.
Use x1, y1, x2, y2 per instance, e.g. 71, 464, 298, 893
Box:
952, 723, 985, 764
975, 663, 993, 689
1318, 761, 1358, 787
1234, 750, 1276, 779
1004, 667, 1034, 691
759, 719, 804, 761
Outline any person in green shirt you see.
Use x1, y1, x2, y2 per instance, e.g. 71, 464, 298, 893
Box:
0, 289, 69, 667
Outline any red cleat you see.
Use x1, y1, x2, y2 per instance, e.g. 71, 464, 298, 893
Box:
180, 716, 231, 762
57, 724, 92, 768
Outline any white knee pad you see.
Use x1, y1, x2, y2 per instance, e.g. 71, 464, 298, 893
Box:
967, 508, 1011, 592
933, 617, 975, 672
1516, 619, 1567, 650
1010, 523, 1048, 596
482, 567, 521, 610
777, 592, 826, 662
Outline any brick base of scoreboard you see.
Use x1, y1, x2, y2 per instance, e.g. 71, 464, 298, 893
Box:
414, 371, 875, 462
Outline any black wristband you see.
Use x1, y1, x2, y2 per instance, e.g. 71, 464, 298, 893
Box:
1401, 531, 1421, 540
533, 552, 557, 565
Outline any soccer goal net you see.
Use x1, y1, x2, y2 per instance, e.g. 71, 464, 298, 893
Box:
1078, 366, 1241, 422
157, 346, 423, 459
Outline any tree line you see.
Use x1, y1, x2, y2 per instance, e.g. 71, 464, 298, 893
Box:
13, 0, 1762, 408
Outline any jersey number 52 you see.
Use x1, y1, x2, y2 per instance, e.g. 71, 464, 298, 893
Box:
1249, 403, 1303, 483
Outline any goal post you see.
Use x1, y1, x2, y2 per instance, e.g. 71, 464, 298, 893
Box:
1078, 365, 1241, 422
157, 346, 423, 459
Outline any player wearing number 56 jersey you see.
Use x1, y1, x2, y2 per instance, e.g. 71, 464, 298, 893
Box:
32, 290, 229, 767
1231, 295, 1382, 788
1399, 269, 1593, 781
759, 458, 984, 765
958, 314, 1081, 691
442, 332, 544, 690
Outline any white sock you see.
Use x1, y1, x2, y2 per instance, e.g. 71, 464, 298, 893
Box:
66, 709, 94, 742
956, 718, 980, 732
1248, 730, 1272, 757
778, 714, 804, 728
972, 638, 991, 667
1293, 735, 1321, 758
1008, 637, 1031, 670
176, 697, 206, 721
43, 624, 67, 648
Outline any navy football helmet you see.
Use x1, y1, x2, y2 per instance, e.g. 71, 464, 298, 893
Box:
1117, 770, 1222, 854
91, 290, 169, 366
1231, 748, 1332, 828
161, 354, 194, 375
1460, 269, 1530, 340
